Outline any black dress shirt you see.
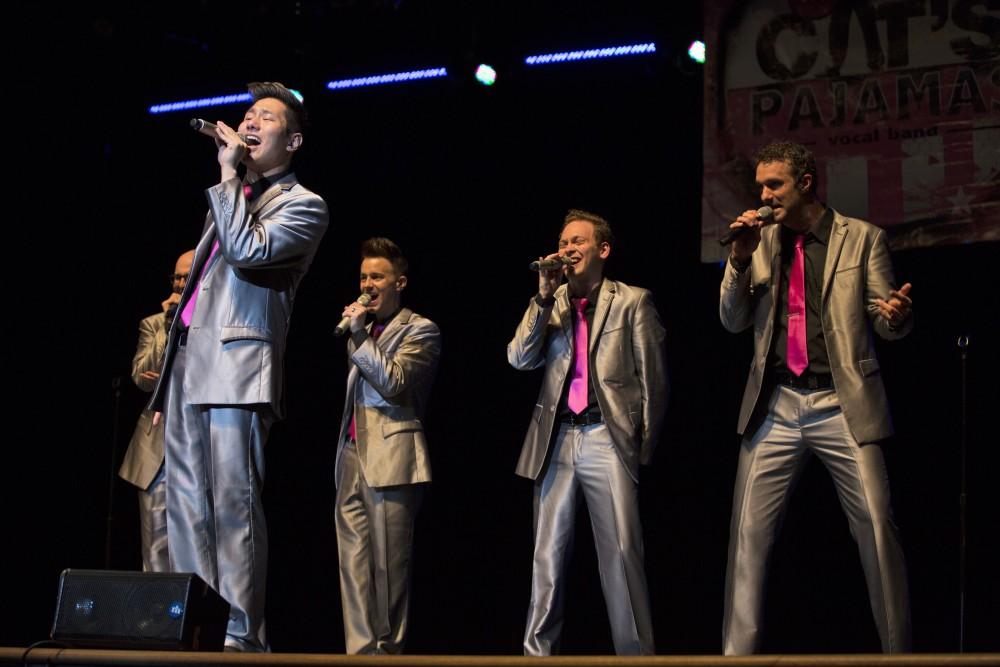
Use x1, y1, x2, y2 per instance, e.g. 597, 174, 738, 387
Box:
770, 208, 834, 375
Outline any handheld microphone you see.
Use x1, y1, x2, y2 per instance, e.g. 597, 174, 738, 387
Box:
529, 256, 574, 271
190, 118, 250, 144
333, 294, 373, 336
718, 206, 774, 246
165, 302, 179, 331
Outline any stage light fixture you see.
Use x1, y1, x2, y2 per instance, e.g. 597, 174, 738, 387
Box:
524, 42, 656, 66
149, 88, 303, 115
148, 93, 252, 115
688, 40, 706, 64
475, 64, 497, 86
326, 67, 448, 91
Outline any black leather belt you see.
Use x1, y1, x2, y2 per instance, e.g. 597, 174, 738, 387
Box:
560, 412, 604, 426
775, 369, 834, 390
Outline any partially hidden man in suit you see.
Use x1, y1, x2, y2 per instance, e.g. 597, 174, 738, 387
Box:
120, 249, 194, 572
508, 209, 667, 655
719, 141, 913, 654
334, 237, 440, 654
149, 82, 328, 651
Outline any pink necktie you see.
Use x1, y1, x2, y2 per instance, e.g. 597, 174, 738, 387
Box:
180, 240, 220, 328
348, 323, 386, 442
179, 186, 249, 328
567, 298, 589, 414
786, 234, 808, 376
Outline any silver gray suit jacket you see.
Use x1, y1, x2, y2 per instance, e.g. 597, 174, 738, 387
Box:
508, 279, 668, 482
150, 173, 328, 417
334, 308, 441, 489
120, 311, 167, 490
720, 209, 912, 444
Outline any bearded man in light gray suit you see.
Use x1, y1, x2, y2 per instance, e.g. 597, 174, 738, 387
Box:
509, 209, 667, 656
720, 141, 913, 654
120, 249, 193, 572
334, 237, 440, 654
149, 82, 328, 652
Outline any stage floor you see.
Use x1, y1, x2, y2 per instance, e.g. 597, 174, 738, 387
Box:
3, 648, 999, 667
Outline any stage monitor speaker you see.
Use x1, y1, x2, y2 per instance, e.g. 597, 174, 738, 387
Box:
51, 569, 229, 651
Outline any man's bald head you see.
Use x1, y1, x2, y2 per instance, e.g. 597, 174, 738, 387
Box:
173, 250, 196, 293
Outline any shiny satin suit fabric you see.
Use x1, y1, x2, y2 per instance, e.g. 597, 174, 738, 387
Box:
120, 310, 169, 572
334, 309, 441, 654
525, 423, 654, 655
719, 211, 912, 653
151, 174, 328, 650
508, 279, 667, 655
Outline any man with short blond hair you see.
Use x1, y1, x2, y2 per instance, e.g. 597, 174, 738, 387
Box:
509, 209, 667, 655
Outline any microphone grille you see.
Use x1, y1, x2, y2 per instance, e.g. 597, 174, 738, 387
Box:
757, 205, 774, 219
357, 294, 373, 306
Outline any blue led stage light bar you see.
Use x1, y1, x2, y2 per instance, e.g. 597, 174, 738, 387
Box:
326, 67, 448, 90
524, 42, 656, 66
149, 93, 252, 115
148, 89, 304, 115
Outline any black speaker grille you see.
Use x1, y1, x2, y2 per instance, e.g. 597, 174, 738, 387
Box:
53, 570, 195, 647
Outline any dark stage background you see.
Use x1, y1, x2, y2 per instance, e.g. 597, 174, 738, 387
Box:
4, 0, 997, 655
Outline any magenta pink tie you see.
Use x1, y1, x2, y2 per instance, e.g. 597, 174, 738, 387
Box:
179, 186, 249, 328
348, 323, 386, 442
568, 298, 589, 414
786, 234, 808, 376
180, 240, 220, 327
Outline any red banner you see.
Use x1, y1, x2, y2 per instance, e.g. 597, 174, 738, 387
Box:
702, 0, 999, 262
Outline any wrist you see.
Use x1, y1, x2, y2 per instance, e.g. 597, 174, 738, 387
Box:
350, 328, 368, 348
729, 253, 751, 271
887, 313, 910, 332
535, 292, 555, 307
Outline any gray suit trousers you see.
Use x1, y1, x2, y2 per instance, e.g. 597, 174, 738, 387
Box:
723, 385, 911, 654
164, 345, 274, 652
336, 439, 422, 655
138, 467, 169, 572
524, 423, 654, 656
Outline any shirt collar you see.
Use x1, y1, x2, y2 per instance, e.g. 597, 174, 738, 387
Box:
782, 207, 833, 245
244, 167, 294, 201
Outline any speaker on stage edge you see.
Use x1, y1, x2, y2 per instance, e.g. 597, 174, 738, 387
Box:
51, 569, 229, 651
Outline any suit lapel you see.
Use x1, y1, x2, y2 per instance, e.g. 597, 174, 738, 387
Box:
250, 174, 297, 216
177, 225, 218, 311
767, 225, 781, 293
156, 314, 168, 356
375, 308, 412, 350
822, 210, 849, 302
589, 278, 614, 356
556, 287, 573, 351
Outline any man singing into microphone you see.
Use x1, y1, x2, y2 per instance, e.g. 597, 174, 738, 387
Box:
120, 249, 193, 572
720, 141, 912, 653
509, 209, 667, 655
334, 237, 440, 654
149, 81, 328, 651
